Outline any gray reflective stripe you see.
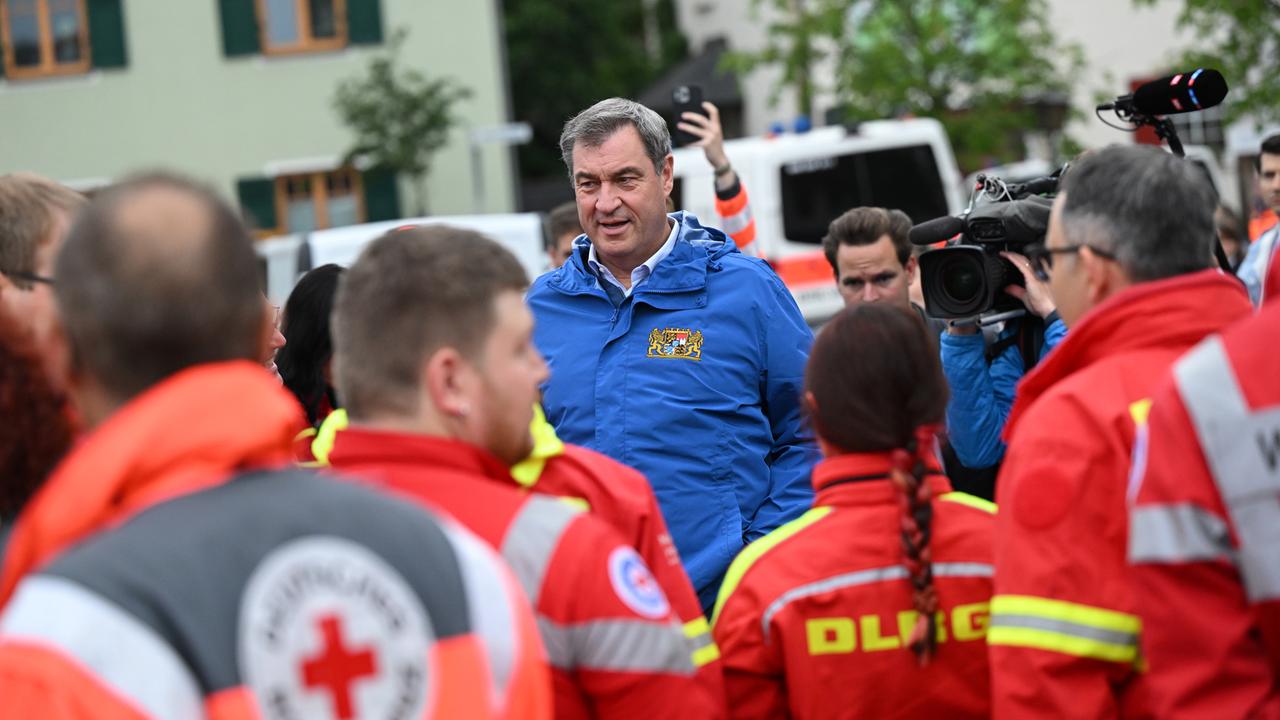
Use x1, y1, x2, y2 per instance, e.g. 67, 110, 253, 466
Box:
500, 495, 583, 603
721, 205, 754, 235
988, 613, 1138, 649
760, 562, 993, 640
444, 522, 519, 712
1175, 337, 1280, 601
1, 575, 204, 719
1129, 503, 1235, 564
537, 617, 694, 674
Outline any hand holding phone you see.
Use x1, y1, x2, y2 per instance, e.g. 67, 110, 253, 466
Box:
671, 85, 705, 146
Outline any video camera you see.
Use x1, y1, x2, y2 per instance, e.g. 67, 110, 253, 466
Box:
910, 169, 1064, 319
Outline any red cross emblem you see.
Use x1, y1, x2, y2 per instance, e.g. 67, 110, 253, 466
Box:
300, 614, 379, 719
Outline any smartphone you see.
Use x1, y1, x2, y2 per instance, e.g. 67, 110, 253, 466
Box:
671, 84, 705, 147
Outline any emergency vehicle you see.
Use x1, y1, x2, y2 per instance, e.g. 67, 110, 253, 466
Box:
672, 118, 965, 323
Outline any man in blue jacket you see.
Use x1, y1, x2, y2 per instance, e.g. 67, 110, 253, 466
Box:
527, 98, 817, 612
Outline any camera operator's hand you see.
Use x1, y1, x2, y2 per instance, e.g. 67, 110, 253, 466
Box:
677, 102, 736, 191
1001, 251, 1057, 319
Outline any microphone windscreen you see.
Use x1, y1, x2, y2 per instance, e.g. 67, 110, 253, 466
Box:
909, 215, 965, 246
1132, 69, 1228, 116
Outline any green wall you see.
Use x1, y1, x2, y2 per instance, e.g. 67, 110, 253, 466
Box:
0, 0, 516, 215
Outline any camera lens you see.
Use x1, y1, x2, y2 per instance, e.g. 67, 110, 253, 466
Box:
942, 261, 982, 302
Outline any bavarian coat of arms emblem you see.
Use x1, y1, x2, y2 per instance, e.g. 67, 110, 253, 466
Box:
647, 327, 704, 361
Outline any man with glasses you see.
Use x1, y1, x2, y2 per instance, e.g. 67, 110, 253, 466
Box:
987, 144, 1253, 719
0, 174, 84, 379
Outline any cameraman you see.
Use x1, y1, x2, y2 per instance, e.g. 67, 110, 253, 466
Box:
941, 253, 1067, 476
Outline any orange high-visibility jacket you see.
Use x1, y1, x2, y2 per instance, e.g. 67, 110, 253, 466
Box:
1128, 300, 1280, 719
711, 452, 995, 719
0, 362, 549, 720
989, 272, 1252, 719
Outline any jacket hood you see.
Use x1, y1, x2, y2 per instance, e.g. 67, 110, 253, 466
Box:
1006, 270, 1251, 437
550, 212, 739, 295
0, 361, 301, 605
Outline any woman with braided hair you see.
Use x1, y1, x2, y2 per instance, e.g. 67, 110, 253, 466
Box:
710, 303, 995, 719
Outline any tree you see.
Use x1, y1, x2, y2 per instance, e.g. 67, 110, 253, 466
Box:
504, 0, 688, 181
729, 0, 1082, 170
333, 28, 471, 215
1133, 0, 1280, 124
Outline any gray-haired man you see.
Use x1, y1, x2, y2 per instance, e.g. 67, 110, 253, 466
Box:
526, 98, 818, 612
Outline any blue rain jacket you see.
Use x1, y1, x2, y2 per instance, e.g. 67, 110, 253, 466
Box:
527, 212, 818, 610
940, 317, 1068, 468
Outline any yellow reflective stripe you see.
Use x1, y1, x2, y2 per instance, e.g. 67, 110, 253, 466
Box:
991, 595, 1140, 633
988, 595, 1141, 664
309, 408, 349, 466
691, 640, 721, 667
557, 496, 591, 513
987, 626, 1138, 664
939, 492, 997, 514
712, 506, 833, 626
683, 616, 720, 667
1129, 397, 1153, 426
511, 405, 566, 488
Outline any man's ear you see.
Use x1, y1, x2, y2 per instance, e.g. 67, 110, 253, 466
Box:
1080, 246, 1124, 307
905, 255, 919, 285
422, 348, 472, 420
661, 154, 675, 197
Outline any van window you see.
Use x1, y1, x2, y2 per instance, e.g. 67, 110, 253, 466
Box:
779, 145, 949, 244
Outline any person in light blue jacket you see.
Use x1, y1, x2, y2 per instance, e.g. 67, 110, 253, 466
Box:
528, 98, 818, 612
939, 251, 1067, 470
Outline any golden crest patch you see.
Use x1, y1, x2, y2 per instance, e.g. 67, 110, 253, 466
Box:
647, 327, 703, 361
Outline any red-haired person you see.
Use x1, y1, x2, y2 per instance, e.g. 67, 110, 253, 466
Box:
0, 309, 73, 524
710, 303, 995, 719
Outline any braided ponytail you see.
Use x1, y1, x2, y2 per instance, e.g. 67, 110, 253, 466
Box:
891, 424, 940, 666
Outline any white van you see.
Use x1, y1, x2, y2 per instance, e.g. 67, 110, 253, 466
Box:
671, 118, 965, 322
257, 213, 547, 306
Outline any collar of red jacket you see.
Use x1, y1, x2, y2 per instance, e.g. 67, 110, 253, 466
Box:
328, 427, 513, 484
1005, 269, 1251, 440
0, 361, 301, 607
812, 452, 949, 507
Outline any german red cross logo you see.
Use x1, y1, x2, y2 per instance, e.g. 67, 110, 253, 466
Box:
301, 615, 379, 719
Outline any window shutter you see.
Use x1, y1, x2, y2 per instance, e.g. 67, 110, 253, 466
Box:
237, 177, 277, 231
219, 0, 261, 57
346, 0, 383, 45
86, 0, 128, 69
362, 168, 400, 222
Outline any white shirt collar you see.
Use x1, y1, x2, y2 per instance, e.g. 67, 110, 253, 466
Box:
587, 216, 679, 297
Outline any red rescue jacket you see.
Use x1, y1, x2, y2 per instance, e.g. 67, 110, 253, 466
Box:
327, 427, 722, 720
711, 452, 995, 719
989, 270, 1253, 719
1128, 299, 1280, 719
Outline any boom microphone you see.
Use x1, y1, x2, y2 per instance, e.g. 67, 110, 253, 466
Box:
909, 215, 965, 246
1098, 68, 1228, 116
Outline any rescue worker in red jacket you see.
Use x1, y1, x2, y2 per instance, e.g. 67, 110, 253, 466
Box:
1128, 299, 1280, 719
988, 145, 1254, 718
712, 303, 995, 719
0, 174, 550, 720
325, 225, 723, 719
512, 407, 725, 689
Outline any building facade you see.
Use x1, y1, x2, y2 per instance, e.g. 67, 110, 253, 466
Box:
0, 0, 516, 234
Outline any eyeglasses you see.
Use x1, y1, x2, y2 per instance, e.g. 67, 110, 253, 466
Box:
1026, 243, 1118, 280
2, 269, 54, 287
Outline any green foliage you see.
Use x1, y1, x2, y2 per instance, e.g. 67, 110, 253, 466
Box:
1134, 0, 1280, 124
504, 0, 688, 179
730, 0, 1082, 170
333, 28, 471, 215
